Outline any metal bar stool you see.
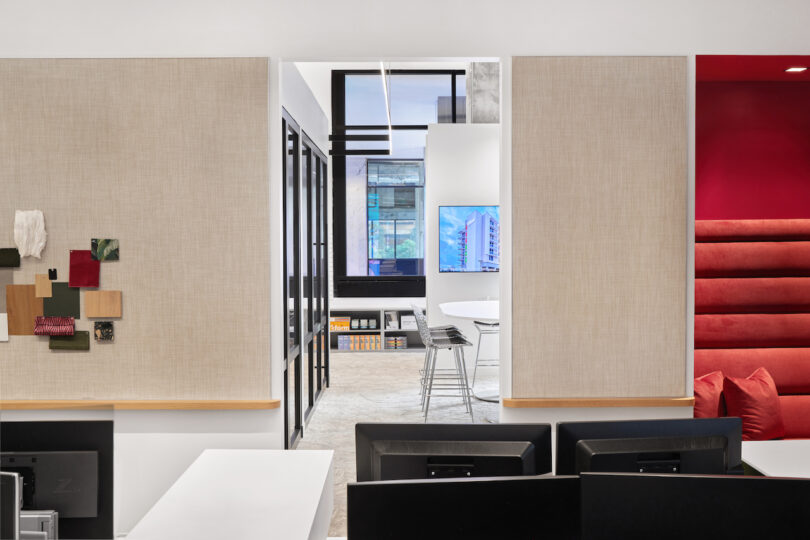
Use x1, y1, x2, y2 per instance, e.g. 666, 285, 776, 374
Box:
471, 320, 500, 388
413, 306, 473, 422
412, 305, 463, 406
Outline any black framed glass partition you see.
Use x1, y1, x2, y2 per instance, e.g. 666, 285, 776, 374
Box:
282, 109, 330, 448
331, 69, 466, 297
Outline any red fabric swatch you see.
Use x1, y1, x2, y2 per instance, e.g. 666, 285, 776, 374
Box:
724, 367, 785, 441
694, 371, 725, 418
68, 249, 100, 288
34, 316, 75, 336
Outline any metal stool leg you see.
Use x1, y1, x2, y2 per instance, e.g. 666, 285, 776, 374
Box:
424, 346, 439, 422
456, 347, 474, 421
472, 327, 483, 387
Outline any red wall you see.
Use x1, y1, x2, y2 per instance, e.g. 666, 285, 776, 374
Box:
696, 82, 810, 219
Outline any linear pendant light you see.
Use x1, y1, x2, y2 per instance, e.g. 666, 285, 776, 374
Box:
380, 61, 393, 154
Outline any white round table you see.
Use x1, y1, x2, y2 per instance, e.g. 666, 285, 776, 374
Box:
439, 300, 500, 402
438, 300, 499, 323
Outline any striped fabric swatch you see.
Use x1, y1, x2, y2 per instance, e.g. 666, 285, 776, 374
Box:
34, 316, 75, 336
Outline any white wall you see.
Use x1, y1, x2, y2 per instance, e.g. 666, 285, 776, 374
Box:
425, 124, 500, 369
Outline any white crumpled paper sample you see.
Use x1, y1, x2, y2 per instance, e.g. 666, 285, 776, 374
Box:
14, 209, 47, 258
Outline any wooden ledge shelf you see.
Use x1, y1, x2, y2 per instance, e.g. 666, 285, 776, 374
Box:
502, 397, 695, 408
0, 400, 281, 411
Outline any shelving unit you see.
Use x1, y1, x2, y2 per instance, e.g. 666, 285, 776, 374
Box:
329, 308, 424, 352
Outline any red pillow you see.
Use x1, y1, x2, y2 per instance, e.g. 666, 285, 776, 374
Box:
694, 371, 725, 418
723, 367, 785, 441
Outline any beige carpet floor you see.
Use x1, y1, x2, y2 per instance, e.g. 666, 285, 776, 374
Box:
296, 350, 500, 537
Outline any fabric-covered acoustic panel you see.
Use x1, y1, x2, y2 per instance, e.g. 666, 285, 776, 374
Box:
778, 396, 810, 439
696, 242, 810, 278
511, 56, 687, 398
696, 219, 810, 242
0, 59, 270, 400
694, 348, 810, 394
695, 277, 810, 313
695, 313, 810, 348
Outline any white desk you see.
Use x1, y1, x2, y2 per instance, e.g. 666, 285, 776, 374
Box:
439, 300, 499, 324
127, 449, 334, 540
742, 440, 810, 479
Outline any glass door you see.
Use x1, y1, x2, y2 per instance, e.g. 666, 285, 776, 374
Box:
282, 111, 330, 445
282, 110, 302, 448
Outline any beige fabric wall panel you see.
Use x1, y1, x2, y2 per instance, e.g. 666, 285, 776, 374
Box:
0, 58, 271, 399
511, 56, 687, 399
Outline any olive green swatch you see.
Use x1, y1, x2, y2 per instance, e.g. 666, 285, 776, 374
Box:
49, 330, 90, 351
0, 269, 13, 312
43, 282, 80, 319
0, 248, 20, 267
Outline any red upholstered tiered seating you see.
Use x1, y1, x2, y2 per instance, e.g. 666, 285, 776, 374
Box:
695, 219, 810, 439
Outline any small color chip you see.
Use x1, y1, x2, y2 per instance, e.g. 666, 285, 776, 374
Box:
91, 239, 119, 261
94, 321, 114, 342
48, 268, 58, 280
0, 248, 21, 267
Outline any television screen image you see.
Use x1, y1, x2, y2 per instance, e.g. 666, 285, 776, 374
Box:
439, 206, 500, 272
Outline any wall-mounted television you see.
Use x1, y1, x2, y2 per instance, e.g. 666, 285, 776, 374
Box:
439, 205, 500, 273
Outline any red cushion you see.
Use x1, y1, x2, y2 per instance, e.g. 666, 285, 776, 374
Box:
724, 367, 785, 441
696, 219, 810, 243
695, 241, 810, 278
694, 371, 725, 418
694, 313, 810, 348
695, 348, 810, 394
779, 396, 810, 439
695, 277, 810, 314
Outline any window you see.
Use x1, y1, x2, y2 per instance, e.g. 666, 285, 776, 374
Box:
332, 70, 466, 297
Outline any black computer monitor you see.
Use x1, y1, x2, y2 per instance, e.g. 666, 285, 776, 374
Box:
1, 472, 21, 540
0, 421, 113, 540
348, 474, 580, 540
575, 435, 728, 474
580, 473, 810, 539
556, 417, 742, 475
355, 423, 552, 482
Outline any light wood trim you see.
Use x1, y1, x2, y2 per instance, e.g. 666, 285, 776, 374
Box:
0, 400, 281, 411
502, 397, 695, 408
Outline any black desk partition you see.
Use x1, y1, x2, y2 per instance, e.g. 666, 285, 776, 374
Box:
580, 473, 810, 540
348, 474, 580, 540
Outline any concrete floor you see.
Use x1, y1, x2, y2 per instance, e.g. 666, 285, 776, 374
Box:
296, 349, 500, 538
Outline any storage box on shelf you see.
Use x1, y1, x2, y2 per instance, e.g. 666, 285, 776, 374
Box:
329, 309, 424, 352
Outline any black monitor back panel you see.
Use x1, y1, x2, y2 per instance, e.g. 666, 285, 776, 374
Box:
0, 421, 113, 540
581, 473, 810, 540
556, 417, 743, 475
348, 475, 580, 540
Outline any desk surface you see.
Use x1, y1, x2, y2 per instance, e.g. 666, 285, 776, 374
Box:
742, 440, 810, 479
439, 300, 499, 322
126, 449, 334, 540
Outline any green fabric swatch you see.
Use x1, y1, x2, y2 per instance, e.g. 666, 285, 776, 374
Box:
49, 330, 90, 351
0, 248, 20, 267
43, 282, 80, 319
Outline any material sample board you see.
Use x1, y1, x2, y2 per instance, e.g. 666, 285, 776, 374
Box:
0, 58, 271, 400
35, 274, 52, 297
6, 284, 44, 335
0, 269, 12, 312
0, 313, 7, 342
84, 290, 122, 318
68, 249, 100, 288
49, 330, 90, 351
43, 282, 80, 319
0, 248, 21, 267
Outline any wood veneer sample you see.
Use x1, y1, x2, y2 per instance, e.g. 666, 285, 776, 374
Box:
6, 284, 43, 335
35, 274, 52, 297
84, 290, 122, 318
